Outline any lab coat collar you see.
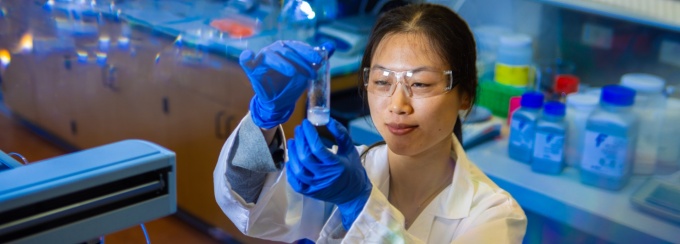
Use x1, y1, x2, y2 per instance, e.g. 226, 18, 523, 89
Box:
371, 134, 474, 220
372, 146, 391, 200
426, 134, 474, 220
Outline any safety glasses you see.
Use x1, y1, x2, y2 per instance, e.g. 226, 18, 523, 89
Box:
363, 67, 455, 99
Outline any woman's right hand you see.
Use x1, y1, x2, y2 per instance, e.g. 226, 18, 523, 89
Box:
240, 40, 333, 129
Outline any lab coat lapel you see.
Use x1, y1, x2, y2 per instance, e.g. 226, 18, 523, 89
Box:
415, 135, 475, 240
408, 205, 437, 242
366, 145, 391, 197
369, 145, 434, 241
433, 135, 474, 220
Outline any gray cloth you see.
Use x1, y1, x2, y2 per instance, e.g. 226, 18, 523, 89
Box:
226, 114, 283, 203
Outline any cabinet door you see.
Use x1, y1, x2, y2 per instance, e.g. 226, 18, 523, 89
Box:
101, 43, 169, 146
32, 52, 78, 142
2, 53, 38, 122
163, 84, 277, 243
67, 59, 123, 148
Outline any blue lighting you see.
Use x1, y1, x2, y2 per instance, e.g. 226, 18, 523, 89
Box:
300, 1, 315, 20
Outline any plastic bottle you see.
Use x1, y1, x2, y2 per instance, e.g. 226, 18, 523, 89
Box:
657, 98, 680, 174
507, 96, 521, 125
278, 0, 317, 44
494, 34, 533, 87
580, 85, 637, 191
473, 26, 512, 81
619, 73, 666, 174
564, 93, 599, 167
508, 91, 544, 164
532, 101, 566, 174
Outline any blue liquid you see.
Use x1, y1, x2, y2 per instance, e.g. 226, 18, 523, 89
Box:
508, 108, 540, 163
307, 106, 330, 126
531, 116, 566, 174
579, 104, 637, 190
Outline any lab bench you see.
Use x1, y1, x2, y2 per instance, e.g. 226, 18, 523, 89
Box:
466, 138, 680, 243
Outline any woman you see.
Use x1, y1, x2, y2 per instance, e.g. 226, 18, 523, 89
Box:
214, 3, 527, 243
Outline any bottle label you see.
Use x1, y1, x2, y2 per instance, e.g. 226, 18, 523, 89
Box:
495, 63, 530, 86
581, 131, 629, 177
533, 132, 564, 162
509, 118, 535, 149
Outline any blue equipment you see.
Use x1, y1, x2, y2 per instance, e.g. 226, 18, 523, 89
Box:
0, 139, 176, 244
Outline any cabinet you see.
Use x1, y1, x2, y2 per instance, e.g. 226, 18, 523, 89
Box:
0, 35, 295, 244
1, 9, 357, 243
532, 0, 680, 32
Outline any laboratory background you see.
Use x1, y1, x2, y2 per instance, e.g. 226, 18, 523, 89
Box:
1, 0, 679, 243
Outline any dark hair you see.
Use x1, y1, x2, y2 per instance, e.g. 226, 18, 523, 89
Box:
359, 3, 478, 154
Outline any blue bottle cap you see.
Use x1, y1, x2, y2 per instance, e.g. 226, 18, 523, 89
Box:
543, 101, 566, 116
520, 91, 544, 109
601, 85, 635, 106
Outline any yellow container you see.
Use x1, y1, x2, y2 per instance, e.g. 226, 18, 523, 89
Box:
495, 63, 531, 86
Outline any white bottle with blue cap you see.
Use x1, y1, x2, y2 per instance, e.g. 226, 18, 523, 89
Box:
532, 101, 566, 174
580, 85, 637, 190
508, 91, 544, 163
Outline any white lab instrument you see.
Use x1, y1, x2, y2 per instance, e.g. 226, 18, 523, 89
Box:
631, 171, 680, 224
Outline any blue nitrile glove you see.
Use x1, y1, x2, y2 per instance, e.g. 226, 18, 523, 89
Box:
286, 119, 372, 230
240, 40, 335, 129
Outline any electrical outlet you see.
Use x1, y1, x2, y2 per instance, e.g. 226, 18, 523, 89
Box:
659, 38, 680, 68
581, 23, 613, 50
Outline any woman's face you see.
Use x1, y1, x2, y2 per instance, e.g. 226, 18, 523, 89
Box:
368, 32, 467, 157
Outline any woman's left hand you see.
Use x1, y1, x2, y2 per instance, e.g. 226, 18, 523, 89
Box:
286, 119, 372, 230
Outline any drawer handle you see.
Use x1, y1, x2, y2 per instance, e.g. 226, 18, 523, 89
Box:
70, 120, 77, 135
215, 111, 235, 139
162, 97, 169, 114
101, 64, 118, 91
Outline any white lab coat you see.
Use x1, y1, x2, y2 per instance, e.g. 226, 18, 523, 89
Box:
214, 115, 527, 243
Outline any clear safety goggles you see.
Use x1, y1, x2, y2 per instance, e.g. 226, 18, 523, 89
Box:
363, 67, 455, 99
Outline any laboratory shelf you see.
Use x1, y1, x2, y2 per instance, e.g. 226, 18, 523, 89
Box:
466, 138, 680, 244
533, 0, 680, 32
